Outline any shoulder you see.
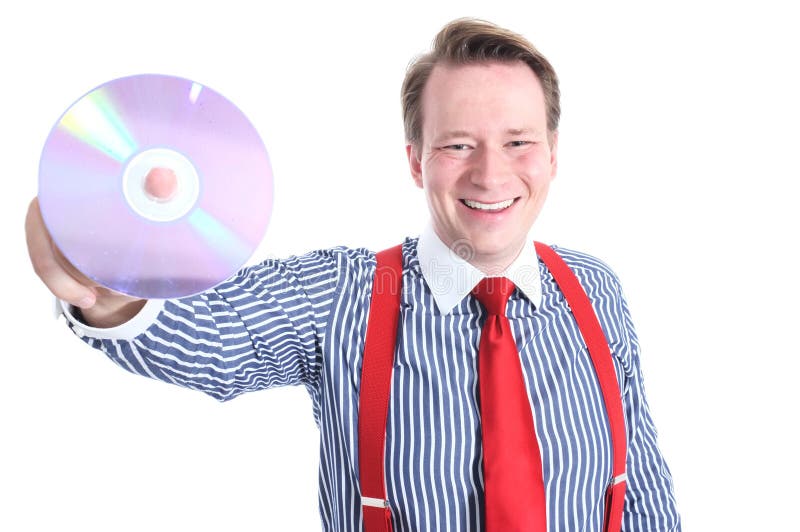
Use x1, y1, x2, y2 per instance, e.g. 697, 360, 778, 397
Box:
544, 245, 637, 354
233, 237, 420, 284
543, 244, 625, 298
242, 245, 375, 275
547, 245, 620, 279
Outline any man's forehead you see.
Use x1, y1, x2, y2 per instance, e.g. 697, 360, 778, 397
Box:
421, 61, 546, 114
421, 62, 547, 129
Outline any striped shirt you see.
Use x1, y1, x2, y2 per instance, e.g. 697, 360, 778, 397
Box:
66, 231, 681, 531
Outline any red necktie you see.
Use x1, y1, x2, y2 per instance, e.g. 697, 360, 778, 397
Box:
472, 277, 547, 532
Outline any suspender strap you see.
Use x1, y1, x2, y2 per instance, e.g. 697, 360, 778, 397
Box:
535, 242, 627, 532
358, 245, 403, 532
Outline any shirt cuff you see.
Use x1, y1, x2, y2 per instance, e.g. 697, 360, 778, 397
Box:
58, 298, 166, 341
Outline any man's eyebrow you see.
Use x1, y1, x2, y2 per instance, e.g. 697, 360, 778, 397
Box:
506, 127, 542, 136
434, 130, 472, 142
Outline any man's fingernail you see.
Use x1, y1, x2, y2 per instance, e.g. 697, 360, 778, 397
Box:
77, 296, 95, 309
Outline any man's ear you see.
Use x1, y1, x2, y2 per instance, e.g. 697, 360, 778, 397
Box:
406, 144, 423, 189
549, 130, 559, 179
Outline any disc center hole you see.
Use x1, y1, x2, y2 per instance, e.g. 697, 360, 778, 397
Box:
144, 167, 178, 202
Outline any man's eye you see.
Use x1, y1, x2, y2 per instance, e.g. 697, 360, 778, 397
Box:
508, 140, 531, 147
445, 144, 470, 151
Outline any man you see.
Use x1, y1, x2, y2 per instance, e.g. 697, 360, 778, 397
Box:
26, 18, 680, 531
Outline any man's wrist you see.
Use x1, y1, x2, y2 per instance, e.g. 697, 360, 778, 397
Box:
59, 298, 166, 341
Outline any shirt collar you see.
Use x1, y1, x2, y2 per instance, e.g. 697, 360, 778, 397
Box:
417, 223, 543, 315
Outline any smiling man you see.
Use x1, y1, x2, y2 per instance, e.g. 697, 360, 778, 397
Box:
26, 17, 680, 532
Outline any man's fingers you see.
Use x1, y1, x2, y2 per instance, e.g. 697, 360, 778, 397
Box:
25, 197, 97, 309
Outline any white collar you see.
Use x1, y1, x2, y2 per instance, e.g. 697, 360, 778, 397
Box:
416, 223, 543, 315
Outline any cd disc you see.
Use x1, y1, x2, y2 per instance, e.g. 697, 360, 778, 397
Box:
38, 74, 273, 299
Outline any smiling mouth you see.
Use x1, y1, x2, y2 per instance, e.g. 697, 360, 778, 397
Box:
461, 198, 518, 211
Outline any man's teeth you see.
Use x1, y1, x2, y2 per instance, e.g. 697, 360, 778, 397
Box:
463, 199, 515, 211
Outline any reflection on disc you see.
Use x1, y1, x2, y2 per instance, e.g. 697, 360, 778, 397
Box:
38, 74, 273, 299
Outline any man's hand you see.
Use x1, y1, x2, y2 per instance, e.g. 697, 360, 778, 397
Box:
25, 197, 146, 327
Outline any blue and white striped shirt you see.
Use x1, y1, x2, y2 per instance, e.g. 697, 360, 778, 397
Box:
67, 231, 680, 531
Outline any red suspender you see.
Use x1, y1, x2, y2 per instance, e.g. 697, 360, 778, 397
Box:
534, 242, 627, 532
358, 245, 403, 532
358, 243, 626, 532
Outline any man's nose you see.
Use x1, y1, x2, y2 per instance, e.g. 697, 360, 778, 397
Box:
470, 146, 511, 188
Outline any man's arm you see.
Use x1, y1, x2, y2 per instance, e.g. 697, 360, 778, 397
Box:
26, 195, 343, 403
67, 250, 343, 402
614, 284, 682, 531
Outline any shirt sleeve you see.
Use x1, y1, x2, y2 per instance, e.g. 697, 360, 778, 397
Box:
612, 282, 682, 531
65, 248, 346, 404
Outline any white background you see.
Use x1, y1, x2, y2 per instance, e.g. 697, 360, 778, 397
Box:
2, 1, 798, 530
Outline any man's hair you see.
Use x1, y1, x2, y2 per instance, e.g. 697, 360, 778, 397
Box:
401, 18, 561, 148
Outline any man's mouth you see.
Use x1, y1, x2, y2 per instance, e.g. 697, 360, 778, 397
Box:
461, 198, 517, 211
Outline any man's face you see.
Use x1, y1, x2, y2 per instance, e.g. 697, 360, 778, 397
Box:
407, 61, 558, 271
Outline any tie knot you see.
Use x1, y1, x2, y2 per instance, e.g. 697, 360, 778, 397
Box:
472, 277, 515, 315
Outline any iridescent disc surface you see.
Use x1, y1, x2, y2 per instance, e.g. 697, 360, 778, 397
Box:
38, 74, 273, 299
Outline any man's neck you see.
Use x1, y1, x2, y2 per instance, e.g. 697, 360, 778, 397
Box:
467, 247, 525, 276
416, 224, 543, 314
437, 230, 526, 276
